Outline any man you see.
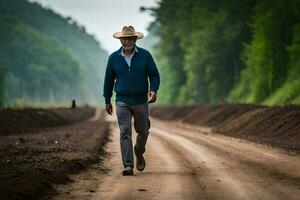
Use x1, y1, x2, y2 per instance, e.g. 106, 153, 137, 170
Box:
103, 26, 160, 176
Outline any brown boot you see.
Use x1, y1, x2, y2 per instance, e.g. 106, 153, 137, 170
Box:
136, 154, 146, 171
122, 166, 133, 176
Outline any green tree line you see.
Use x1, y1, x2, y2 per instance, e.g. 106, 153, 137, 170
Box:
0, 0, 108, 107
0, 14, 82, 105
150, 0, 300, 105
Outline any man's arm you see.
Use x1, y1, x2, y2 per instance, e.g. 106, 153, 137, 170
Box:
146, 52, 160, 103
103, 56, 115, 113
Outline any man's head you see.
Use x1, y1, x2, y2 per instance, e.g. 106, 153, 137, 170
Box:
120, 36, 137, 50
113, 26, 143, 50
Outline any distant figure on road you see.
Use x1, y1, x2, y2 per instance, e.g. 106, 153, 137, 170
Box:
103, 26, 160, 176
71, 99, 76, 109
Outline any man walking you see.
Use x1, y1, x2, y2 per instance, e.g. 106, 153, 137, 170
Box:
103, 26, 160, 176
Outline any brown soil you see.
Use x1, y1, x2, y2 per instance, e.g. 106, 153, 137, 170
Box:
1, 104, 299, 200
150, 104, 300, 153
0, 107, 94, 136
0, 107, 109, 200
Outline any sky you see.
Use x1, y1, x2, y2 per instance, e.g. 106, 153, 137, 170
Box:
29, 0, 158, 53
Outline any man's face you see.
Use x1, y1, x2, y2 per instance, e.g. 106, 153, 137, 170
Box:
120, 36, 137, 50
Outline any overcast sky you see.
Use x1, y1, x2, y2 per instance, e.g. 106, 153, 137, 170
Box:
29, 0, 158, 53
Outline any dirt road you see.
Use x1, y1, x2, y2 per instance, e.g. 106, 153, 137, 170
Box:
53, 114, 300, 200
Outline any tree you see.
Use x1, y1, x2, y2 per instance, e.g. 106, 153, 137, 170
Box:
0, 63, 6, 106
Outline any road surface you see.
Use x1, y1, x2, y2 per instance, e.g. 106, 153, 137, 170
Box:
52, 114, 300, 200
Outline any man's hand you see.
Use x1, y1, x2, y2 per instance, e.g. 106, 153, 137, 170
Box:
147, 91, 157, 103
105, 103, 113, 115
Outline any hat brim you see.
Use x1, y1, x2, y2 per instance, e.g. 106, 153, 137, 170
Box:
113, 32, 144, 39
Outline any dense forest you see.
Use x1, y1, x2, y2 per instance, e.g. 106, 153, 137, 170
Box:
0, 0, 108, 107
149, 0, 300, 105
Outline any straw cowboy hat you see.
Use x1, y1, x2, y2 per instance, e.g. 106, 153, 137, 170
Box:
113, 26, 144, 39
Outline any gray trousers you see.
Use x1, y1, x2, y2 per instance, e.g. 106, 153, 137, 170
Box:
115, 101, 150, 168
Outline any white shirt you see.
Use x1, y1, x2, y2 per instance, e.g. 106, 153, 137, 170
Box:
119, 46, 139, 67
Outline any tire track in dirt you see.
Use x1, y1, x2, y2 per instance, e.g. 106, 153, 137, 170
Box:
92, 116, 203, 200
151, 119, 300, 200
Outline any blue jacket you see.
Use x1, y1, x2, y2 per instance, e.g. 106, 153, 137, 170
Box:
103, 46, 160, 105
